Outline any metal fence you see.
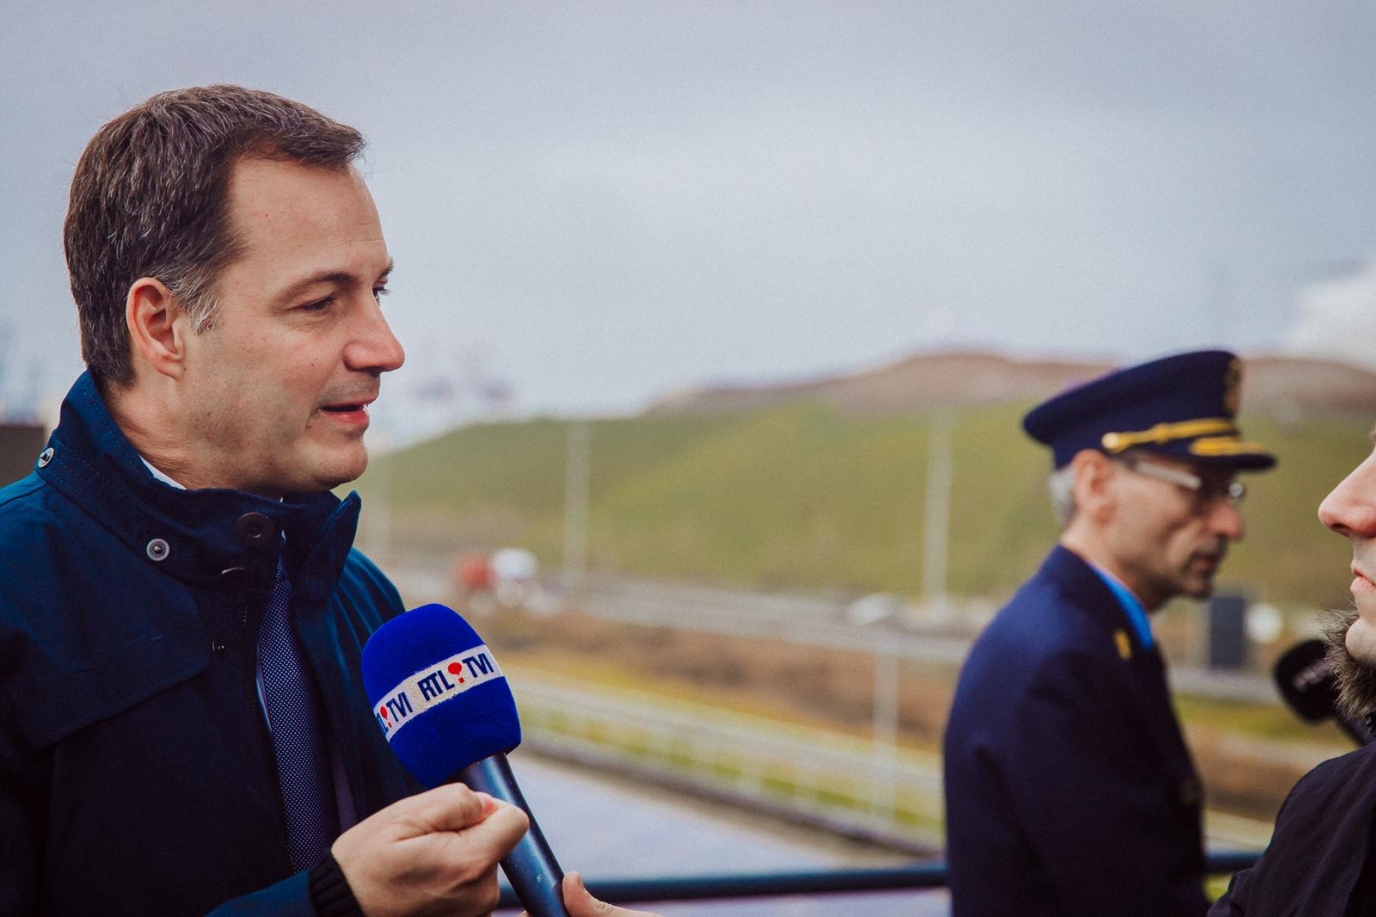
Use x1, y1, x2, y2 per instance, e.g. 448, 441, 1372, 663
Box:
515, 674, 945, 852
512, 669, 1277, 855
496, 851, 1262, 908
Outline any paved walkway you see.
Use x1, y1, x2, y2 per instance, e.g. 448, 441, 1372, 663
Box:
498, 754, 950, 916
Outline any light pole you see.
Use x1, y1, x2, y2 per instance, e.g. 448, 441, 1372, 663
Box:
563, 422, 591, 592
922, 411, 954, 619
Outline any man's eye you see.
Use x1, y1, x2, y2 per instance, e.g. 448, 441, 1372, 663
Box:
302, 296, 335, 312
373, 286, 390, 302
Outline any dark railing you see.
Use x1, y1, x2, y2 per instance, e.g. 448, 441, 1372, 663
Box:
497, 850, 1261, 907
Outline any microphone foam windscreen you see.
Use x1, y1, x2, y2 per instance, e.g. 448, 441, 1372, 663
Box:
362, 603, 522, 787
1274, 638, 1339, 723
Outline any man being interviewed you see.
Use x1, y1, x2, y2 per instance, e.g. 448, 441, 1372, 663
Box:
0, 85, 650, 917
942, 350, 1276, 916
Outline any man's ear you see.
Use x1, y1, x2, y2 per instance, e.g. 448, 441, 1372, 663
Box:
125, 277, 190, 380
1070, 449, 1119, 524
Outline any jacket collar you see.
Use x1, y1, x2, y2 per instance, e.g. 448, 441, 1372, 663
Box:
1040, 544, 1156, 661
37, 372, 361, 596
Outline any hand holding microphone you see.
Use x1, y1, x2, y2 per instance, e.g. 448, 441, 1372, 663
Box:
332, 783, 528, 917
333, 603, 656, 917
360, 603, 567, 915
534, 873, 660, 917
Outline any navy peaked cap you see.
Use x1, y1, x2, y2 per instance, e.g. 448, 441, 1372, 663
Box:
1022, 350, 1276, 471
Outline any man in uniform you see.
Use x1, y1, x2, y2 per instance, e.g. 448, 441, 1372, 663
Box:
0, 85, 647, 917
1210, 427, 1376, 913
943, 349, 1276, 915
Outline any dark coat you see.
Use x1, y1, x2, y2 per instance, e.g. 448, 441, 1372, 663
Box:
1209, 742, 1376, 915
943, 545, 1209, 916
0, 373, 420, 916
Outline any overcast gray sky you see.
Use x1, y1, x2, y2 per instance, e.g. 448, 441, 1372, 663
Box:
3, 1, 1375, 440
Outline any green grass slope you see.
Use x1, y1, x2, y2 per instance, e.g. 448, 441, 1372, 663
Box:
358, 402, 1372, 608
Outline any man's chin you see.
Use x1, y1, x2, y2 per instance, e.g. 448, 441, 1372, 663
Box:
1323, 606, 1376, 720
1180, 576, 1215, 601
300, 449, 369, 493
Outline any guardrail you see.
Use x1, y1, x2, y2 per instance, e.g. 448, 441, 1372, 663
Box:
495, 851, 1262, 907
512, 671, 1278, 853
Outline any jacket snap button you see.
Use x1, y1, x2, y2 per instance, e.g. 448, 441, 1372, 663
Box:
235, 512, 275, 546
37, 447, 54, 468
145, 538, 171, 562
211, 640, 227, 659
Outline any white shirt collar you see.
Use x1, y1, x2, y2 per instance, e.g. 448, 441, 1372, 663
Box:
140, 457, 186, 490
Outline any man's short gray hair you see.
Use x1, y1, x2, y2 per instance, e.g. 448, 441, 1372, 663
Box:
1048, 463, 1078, 527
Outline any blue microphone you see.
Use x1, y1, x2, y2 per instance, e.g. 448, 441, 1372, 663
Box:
362, 603, 569, 916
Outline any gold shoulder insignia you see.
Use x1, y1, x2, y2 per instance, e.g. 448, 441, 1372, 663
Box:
1114, 628, 1133, 661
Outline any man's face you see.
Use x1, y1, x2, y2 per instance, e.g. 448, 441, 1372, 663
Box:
1321, 432, 1376, 666
174, 156, 404, 496
1102, 454, 1246, 610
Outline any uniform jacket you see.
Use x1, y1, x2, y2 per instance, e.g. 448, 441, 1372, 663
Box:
0, 373, 420, 916
943, 545, 1209, 916
1210, 741, 1376, 915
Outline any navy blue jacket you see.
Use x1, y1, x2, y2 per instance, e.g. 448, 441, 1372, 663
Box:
0, 374, 420, 915
1210, 741, 1376, 915
943, 545, 1208, 916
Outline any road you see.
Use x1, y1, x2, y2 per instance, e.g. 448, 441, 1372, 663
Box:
391, 563, 1283, 703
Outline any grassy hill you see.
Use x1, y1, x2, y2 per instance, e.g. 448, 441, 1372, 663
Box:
358, 400, 1371, 609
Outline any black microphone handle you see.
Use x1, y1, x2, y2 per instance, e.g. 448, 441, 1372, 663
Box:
458, 754, 570, 917
1335, 710, 1375, 747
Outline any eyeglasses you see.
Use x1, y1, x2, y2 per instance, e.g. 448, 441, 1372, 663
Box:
1119, 456, 1246, 508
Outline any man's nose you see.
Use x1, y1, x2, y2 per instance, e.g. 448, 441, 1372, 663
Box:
1319, 451, 1376, 538
347, 299, 406, 374
1208, 498, 1245, 541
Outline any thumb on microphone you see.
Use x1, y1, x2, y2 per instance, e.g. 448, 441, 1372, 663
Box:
527, 872, 662, 917
332, 784, 530, 916
423, 788, 531, 865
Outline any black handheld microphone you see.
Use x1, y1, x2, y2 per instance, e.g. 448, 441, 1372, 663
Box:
362, 603, 569, 916
1274, 638, 1372, 747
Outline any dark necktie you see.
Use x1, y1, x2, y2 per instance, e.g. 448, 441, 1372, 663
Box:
258, 556, 340, 870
